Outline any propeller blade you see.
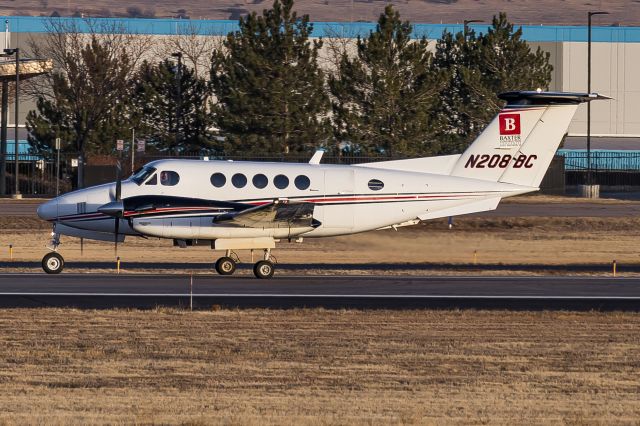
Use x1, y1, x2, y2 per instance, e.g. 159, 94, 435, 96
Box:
114, 216, 120, 257
115, 161, 122, 201
114, 160, 122, 257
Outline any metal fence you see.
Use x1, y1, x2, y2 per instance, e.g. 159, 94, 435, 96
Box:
6, 150, 640, 197
1, 154, 73, 196
557, 150, 640, 171
556, 150, 640, 187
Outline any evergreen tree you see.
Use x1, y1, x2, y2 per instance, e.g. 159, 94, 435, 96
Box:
329, 5, 446, 157
210, 0, 330, 155
433, 13, 553, 152
131, 60, 213, 153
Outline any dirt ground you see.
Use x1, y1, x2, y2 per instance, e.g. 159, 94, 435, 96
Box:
0, 308, 638, 424
5, 0, 637, 26
1, 215, 639, 275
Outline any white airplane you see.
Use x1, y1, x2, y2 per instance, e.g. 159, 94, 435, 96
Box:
37, 91, 607, 278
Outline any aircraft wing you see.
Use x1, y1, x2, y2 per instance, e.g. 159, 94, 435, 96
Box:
214, 200, 319, 229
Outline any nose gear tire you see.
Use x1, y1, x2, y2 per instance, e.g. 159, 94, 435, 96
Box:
42, 252, 64, 274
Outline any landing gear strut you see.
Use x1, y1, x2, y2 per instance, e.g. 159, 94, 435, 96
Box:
42, 231, 64, 274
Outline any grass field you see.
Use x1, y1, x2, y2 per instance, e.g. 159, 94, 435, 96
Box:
0, 308, 638, 424
1, 214, 639, 275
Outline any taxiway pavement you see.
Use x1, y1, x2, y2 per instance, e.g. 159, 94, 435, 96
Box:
0, 274, 638, 310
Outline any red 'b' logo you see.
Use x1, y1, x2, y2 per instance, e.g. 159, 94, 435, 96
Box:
499, 113, 520, 135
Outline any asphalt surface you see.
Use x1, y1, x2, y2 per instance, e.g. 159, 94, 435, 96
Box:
3, 199, 640, 217
1, 274, 639, 310
473, 202, 640, 217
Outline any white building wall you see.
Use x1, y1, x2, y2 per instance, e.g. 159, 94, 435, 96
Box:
561, 41, 640, 137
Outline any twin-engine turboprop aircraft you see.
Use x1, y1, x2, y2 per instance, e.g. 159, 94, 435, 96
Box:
37, 91, 608, 278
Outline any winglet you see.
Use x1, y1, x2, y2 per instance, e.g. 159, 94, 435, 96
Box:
309, 149, 325, 165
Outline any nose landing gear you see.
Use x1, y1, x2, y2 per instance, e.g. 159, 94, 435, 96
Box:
42, 231, 64, 274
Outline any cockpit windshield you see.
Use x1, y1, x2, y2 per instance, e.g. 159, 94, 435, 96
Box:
130, 167, 157, 185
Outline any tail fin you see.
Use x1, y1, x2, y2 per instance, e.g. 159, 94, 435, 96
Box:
450, 91, 609, 187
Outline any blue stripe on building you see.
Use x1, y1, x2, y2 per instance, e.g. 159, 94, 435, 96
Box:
3, 16, 640, 42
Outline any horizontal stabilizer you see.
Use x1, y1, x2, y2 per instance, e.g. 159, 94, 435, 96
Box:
418, 197, 501, 221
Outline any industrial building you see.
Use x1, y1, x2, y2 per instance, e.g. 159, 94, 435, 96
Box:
1, 16, 640, 195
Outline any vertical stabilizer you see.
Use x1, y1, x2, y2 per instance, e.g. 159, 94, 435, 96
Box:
450, 91, 609, 188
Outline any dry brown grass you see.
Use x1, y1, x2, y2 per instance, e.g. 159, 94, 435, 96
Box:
0, 308, 638, 424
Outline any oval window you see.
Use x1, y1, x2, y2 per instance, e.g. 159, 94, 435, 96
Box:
368, 179, 384, 191
274, 174, 289, 189
210, 173, 226, 188
160, 171, 180, 186
232, 173, 247, 188
253, 174, 268, 189
294, 175, 310, 190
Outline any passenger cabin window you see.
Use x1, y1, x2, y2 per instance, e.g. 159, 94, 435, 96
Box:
368, 179, 384, 191
145, 173, 157, 185
232, 173, 247, 188
160, 171, 180, 186
131, 166, 156, 185
253, 174, 268, 189
210, 173, 226, 188
274, 174, 289, 189
294, 175, 310, 190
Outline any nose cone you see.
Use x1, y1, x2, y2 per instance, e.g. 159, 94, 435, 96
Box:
37, 199, 57, 221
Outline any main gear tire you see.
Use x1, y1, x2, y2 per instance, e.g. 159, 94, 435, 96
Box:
215, 257, 237, 275
253, 260, 274, 279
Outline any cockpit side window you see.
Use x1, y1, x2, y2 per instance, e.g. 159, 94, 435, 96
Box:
160, 171, 180, 186
131, 167, 157, 185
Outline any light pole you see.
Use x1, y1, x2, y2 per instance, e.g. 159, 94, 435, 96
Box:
587, 11, 608, 189
171, 52, 183, 151
463, 19, 483, 39
3, 47, 19, 198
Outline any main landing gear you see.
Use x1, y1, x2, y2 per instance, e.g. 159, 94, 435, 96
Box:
214, 249, 275, 279
42, 232, 64, 274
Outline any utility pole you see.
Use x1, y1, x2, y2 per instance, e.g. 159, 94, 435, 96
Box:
0, 80, 6, 196
587, 11, 608, 191
2, 47, 20, 198
171, 52, 183, 151
463, 19, 483, 39
55, 137, 60, 196
130, 128, 135, 174
0, 20, 8, 196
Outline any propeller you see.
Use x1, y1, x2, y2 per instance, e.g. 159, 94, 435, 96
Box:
98, 161, 124, 257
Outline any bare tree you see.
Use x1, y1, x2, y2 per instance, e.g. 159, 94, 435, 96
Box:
153, 21, 223, 79
24, 18, 154, 187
